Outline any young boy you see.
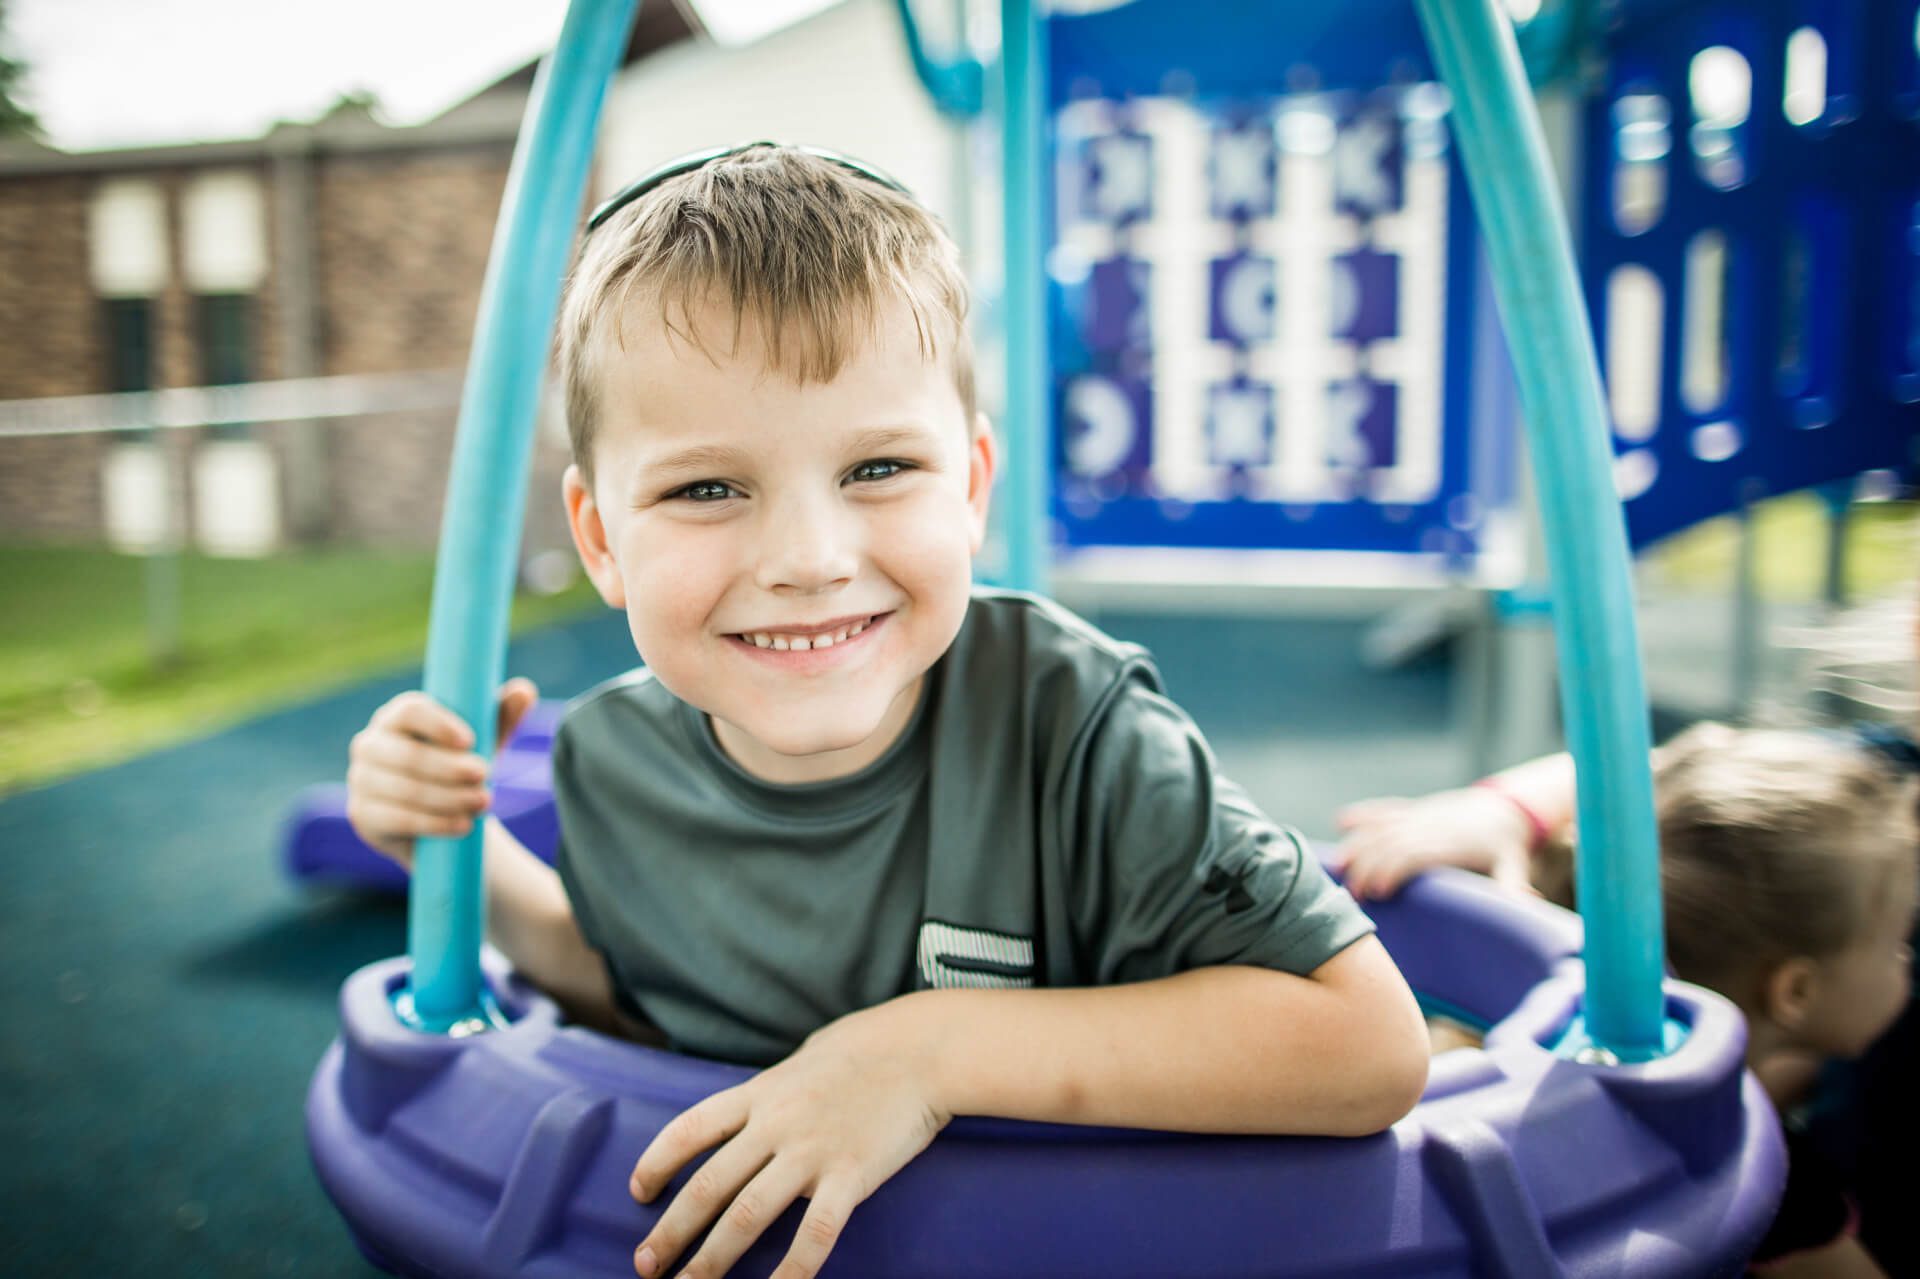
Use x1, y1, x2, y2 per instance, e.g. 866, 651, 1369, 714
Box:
346, 142, 1428, 1279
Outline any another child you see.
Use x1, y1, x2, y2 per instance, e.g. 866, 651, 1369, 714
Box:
346, 143, 1429, 1279
1335, 723, 1919, 1276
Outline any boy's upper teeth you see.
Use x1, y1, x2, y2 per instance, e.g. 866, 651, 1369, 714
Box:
745, 617, 871, 650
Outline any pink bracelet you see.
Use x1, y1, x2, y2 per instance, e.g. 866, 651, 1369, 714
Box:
1472, 777, 1551, 855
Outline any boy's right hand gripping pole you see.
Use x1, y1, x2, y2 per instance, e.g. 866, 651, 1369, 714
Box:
1411, 0, 1671, 1061
402, 0, 641, 1034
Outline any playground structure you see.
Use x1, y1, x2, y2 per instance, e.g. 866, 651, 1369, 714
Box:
304, 0, 1919, 1273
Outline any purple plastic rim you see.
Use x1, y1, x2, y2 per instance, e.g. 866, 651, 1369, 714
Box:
307, 869, 1784, 1278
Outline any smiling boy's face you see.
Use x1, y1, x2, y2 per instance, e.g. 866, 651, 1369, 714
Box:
565, 293, 995, 785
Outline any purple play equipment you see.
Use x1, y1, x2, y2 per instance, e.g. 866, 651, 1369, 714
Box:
284, 701, 564, 892
310, 867, 1781, 1277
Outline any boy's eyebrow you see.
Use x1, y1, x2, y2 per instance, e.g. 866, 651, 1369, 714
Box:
637, 425, 944, 480
844, 423, 943, 454
636, 444, 754, 478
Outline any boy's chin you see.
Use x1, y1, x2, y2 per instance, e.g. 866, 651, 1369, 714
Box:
752, 717, 892, 761
713, 706, 909, 780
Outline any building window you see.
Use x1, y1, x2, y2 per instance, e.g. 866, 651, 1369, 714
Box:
102, 296, 156, 440
104, 297, 154, 393
197, 292, 256, 440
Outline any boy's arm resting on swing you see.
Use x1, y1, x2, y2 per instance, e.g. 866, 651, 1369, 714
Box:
907, 934, 1430, 1136
623, 936, 1428, 1279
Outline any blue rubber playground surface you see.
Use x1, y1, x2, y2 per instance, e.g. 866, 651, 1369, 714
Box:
0, 604, 1461, 1277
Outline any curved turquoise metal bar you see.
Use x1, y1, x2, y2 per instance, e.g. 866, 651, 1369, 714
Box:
403, 0, 641, 1032
891, 0, 985, 119
1413, 0, 1668, 1060
999, 0, 1050, 594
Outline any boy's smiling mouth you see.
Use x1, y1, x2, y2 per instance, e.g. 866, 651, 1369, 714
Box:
727, 612, 888, 653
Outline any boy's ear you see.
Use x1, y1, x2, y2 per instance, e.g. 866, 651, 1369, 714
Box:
1759, 956, 1822, 1032
966, 412, 998, 555
562, 464, 627, 609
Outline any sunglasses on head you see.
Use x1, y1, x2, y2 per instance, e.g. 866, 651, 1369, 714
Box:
584, 141, 914, 237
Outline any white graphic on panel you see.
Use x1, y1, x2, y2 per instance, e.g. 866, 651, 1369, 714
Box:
1216, 255, 1278, 343
1212, 129, 1278, 217
1333, 115, 1401, 215
1085, 133, 1155, 223
1209, 383, 1275, 467
1055, 91, 1449, 512
1065, 376, 1136, 477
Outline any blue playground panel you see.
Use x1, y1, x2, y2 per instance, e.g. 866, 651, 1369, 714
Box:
1047, 0, 1520, 569
1047, 0, 1920, 562
1582, 0, 1920, 547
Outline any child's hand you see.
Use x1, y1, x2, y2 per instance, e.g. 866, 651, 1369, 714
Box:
1331, 787, 1536, 901
628, 1001, 950, 1279
344, 678, 540, 869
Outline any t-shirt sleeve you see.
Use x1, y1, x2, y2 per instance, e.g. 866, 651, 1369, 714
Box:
1056, 667, 1375, 984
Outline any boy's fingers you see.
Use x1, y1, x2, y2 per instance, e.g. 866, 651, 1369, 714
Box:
496, 678, 540, 745
1335, 797, 1408, 830
671, 1158, 808, 1279
631, 1089, 749, 1204
353, 730, 489, 786
347, 796, 473, 844
1349, 853, 1408, 902
632, 1139, 767, 1277
374, 691, 474, 749
770, 1184, 856, 1279
1332, 836, 1383, 882
350, 764, 489, 818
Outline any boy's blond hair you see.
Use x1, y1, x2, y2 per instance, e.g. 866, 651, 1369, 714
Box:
1655, 723, 1918, 1011
557, 144, 976, 485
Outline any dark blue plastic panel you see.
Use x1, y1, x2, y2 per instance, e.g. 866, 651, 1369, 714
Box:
1046, 0, 1521, 571
1582, 0, 1920, 547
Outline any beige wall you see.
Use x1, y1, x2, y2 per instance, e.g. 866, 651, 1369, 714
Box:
600, 0, 964, 228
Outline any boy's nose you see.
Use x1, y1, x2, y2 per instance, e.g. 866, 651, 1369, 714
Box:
754, 493, 859, 594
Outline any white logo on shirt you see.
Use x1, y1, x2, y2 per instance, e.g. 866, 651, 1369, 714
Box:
917, 921, 1036, 990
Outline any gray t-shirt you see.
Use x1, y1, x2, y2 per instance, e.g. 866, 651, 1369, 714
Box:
553, 590, 1373, 1065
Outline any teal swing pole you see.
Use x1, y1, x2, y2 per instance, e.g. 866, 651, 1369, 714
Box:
999, 0, 1051, 594
401, 0, 641, 1033
1412, 0, 1671, 1060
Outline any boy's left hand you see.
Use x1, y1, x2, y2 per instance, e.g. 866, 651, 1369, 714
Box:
628, 998, 950, 1278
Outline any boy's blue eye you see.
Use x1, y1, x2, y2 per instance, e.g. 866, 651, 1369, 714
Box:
849, 459, 912, 483
673, 480, 737, 502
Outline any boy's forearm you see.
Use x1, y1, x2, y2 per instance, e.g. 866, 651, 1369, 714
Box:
886, 936, 1428, 1137
480, 819, 625, 1029
1486, 751, 1578, 839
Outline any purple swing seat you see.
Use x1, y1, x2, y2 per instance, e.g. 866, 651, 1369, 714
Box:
306, 863, 1784, 1278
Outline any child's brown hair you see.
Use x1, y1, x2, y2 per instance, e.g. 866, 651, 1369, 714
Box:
1656, 723, 1918, 1012
557, 144, 976, 487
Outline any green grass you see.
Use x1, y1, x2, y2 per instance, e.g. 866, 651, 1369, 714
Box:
0, 544, 601, 795
5, 495, 1911, 795
1642, 494, 1918, 601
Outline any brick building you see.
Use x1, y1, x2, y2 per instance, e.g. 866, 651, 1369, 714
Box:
0, 4, 696, 553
